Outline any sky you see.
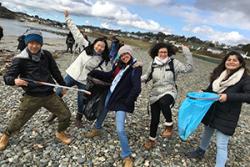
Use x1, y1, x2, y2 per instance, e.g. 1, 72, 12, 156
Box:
2, 0, 250, 45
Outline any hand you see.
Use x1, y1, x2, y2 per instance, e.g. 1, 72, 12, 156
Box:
14, 78, 28, 86
61, 88, 67, 96
64, 10, 69, 17
219, 94, 227, 103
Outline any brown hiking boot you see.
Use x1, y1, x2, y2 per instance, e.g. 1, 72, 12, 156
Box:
161, 125, 173, 138
55, 131, 72, 145
0, 133, 9, 151
85, 128, 102, 138
143, 139, 156, 150
47, 114, 57, 123
123, 156, 133, 167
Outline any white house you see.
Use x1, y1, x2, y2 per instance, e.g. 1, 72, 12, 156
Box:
84, 28, 92, 33
241, 52, 250, 60
207, 48, 223, 54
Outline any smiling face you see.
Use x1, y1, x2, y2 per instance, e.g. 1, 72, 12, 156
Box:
157, 48, 168, 59
120, 52, 132, 64
27, 41, 42, 54
225, 55, 241, 71
94, 41, 106, 54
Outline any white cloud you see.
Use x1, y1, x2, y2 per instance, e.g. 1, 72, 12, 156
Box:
151, 1, 250, 43
121, 0, 250, 31
3, 0, 249, 44
168, 5, 206, 25
109, 0, 171, 6
170, 0, 250, 31
2, 0, 171, 33
183, 25, 249, 45
90, 1, 171, 33
207, 11, 250, 30
195, 0, 250, 17
85, 20, 90, 25
100, 22, 110, 29
2, 0, 91, 14
183, 25, 214, 35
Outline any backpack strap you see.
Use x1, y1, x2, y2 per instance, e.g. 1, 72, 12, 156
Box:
166, 58, 177, 108
93, 59, 104, 71
168, 59, 176, 82
145, 58, 176, 85
165, 58, 177, 89
145, 61, 155, 84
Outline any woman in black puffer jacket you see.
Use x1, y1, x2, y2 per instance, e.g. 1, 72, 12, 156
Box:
186, 51, 250, 167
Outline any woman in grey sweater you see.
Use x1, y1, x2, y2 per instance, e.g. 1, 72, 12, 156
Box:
141, 42, 193, 150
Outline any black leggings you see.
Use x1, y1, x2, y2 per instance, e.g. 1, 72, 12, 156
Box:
149, 94, 174, 138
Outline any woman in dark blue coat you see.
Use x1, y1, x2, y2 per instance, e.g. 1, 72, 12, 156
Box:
85, 45, 142, 167
186, 51, 250, 167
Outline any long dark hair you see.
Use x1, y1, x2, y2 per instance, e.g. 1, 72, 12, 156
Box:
210, 51, 249, 82
85, 37, 110, 62
149, 42, 176, 59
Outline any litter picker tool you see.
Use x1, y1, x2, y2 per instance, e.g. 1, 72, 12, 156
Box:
20, 78, 91, 95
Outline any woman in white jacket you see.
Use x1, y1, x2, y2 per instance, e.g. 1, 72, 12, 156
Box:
141, 43, 193, 150
47, 10, 110, 127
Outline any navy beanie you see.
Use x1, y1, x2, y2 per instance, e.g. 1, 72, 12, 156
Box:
25, 30, 43, 45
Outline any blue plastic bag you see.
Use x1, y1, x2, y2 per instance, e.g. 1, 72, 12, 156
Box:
178, 92, 219, 141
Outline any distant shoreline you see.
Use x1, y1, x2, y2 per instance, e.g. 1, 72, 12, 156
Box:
193, 53, 221, 64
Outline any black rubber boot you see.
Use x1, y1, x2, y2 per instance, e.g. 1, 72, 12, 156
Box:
75, 113, 84, 128
185, 147, 205, 159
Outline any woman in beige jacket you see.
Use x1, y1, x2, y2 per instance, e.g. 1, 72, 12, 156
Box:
141, 42, 193, 150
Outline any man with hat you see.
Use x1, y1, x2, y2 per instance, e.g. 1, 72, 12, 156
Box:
0, 30, 72, 151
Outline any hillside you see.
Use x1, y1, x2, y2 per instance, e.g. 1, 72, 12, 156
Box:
0, 4, 16, 19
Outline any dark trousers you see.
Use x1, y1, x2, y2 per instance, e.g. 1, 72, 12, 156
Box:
149, 94, 174, 138
56, 74, 86, 115
5, 93, 71, 136
66, 44, 73, 53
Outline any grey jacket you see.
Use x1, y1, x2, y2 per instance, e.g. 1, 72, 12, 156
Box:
141, 46, 193, 104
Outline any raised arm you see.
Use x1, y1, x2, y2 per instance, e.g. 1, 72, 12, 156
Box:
64, 10, 90, 48
174, 45, 193, 73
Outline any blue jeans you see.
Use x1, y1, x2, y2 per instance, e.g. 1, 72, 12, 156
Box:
95, 91, 132, 159
199, 126, 230, 167
56, 74, 86, 114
